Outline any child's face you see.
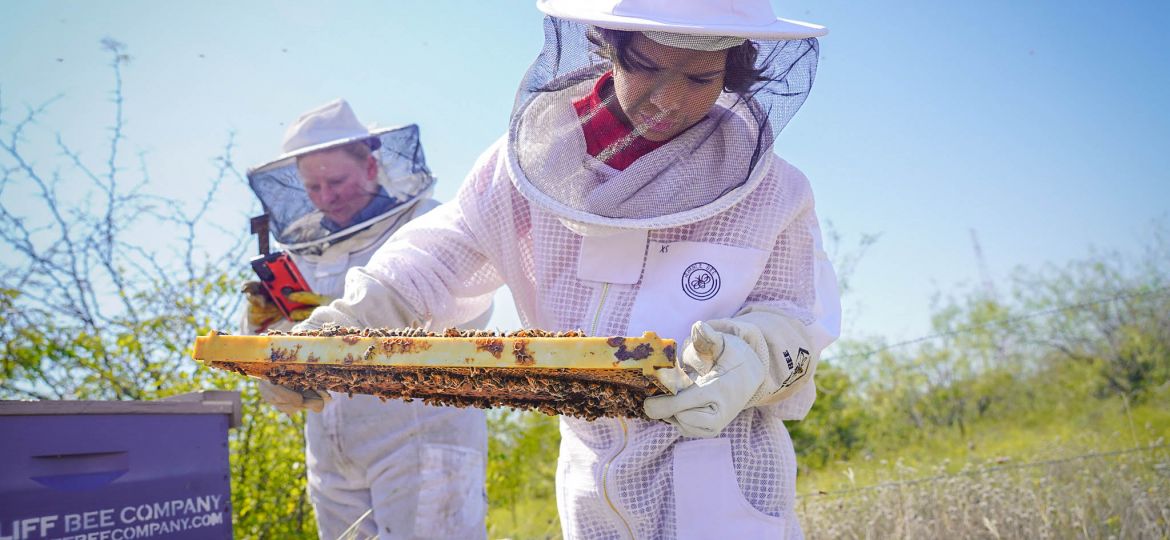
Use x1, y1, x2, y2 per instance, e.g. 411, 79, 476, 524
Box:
611, 34, 728, 142
297, 148, 378, 227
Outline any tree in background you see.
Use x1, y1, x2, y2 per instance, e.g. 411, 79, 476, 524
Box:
1012, 227, 1170, 401
788, 220, 1170, 466
0, 39, 317, 538
486, 410, 561, 536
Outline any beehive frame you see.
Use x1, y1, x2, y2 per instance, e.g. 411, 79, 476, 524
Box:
193, 327, 683, 420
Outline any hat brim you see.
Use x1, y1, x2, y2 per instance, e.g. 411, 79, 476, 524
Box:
257, 127, 394, 172
537, 0, 827, 40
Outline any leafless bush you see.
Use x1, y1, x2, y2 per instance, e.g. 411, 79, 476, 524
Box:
0, 38, 249, 400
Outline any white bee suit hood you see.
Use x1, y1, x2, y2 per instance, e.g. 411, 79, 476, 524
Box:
506, 0, 820, 237
510, 81, 777, 235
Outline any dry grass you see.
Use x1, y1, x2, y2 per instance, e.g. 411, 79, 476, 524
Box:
798, 445, 1170, 539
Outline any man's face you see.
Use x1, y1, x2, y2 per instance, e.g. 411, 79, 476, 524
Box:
297, 148, 378, 227
611, 34, 728, 142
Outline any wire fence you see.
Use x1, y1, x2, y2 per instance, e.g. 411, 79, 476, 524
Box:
798, 442, 1169, 500
823, 285, 1170, 364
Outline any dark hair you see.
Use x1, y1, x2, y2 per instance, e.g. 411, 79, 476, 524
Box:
588, 28, 765, 94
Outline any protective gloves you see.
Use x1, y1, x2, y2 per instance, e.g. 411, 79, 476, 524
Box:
644, 321, 770, 438
258, 380, 332, 415
242, 281, 334, 332
284, 290, 334, 319
243, 281, 335, 413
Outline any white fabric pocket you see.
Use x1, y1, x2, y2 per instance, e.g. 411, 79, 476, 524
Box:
576, 228, 649, 284
413, 443, 487, 539
673, 438, 786, 539
628, 241, 769, 349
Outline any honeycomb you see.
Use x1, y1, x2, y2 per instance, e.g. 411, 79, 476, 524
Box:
194, 325, 682, 420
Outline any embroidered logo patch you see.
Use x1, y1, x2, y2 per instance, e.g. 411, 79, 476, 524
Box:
780, 348, 814, 388
681, 262, 720, 301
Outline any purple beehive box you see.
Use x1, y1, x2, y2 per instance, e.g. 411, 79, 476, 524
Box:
0, 391, 240, 540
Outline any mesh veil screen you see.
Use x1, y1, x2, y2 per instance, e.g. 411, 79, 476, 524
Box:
508, 17, 818, 225
247, 124, 435, 248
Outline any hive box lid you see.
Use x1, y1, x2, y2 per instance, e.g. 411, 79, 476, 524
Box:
0, 390, 241, 428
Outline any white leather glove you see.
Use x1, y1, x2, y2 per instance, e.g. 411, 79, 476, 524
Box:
644, 321, 768, 438
258, 380, 332, 415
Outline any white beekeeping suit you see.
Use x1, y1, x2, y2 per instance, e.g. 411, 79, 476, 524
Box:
300, 1, 841, 537
244, 100, 490, 540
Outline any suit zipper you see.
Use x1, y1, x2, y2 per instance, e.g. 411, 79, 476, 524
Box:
589, 282, 611, 337
602, 417, 634, 539
589, 282, 633, 537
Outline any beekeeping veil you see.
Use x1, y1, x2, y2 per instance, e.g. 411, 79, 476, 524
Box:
510, 0, 824, 232
247, 99, 435, 254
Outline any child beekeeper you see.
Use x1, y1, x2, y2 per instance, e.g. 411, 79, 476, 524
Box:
297, 1, 841, 537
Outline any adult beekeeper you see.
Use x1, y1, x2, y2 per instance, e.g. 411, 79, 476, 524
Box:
241, 99, 491, 540
296, 0, 841, 536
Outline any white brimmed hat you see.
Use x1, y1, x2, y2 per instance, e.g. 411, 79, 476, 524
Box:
274, 99, 387, 163
536, 0, 827, 40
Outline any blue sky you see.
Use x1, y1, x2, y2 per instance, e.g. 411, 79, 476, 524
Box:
2, 1, 1168, 345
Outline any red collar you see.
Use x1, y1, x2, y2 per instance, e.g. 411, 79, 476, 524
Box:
572, 71, 668, 171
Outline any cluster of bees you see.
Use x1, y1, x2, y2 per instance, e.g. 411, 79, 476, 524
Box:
215, 324, 667, 419
246, 363, 661, 420
266, 324, 587, 339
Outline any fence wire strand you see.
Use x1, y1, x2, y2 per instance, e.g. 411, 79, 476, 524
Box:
798, 443, 1168, 499
824, 285, 1170, 364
